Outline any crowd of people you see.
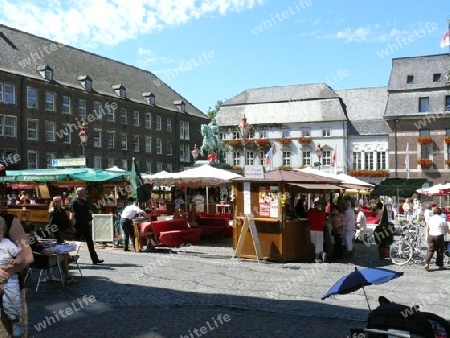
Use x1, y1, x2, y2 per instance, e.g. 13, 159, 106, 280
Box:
296, 195, 368, 263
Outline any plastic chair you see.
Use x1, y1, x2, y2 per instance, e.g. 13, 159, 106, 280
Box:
24, 252, 64, 292
67, 241, 82, 277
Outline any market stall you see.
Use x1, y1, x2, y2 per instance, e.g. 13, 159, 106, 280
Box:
142, 164, 241, 215
1, 168, 130, 229
231, 169, 343, 262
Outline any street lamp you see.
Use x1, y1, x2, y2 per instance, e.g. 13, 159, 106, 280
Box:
315, 142, 323, 170
78, 123, 88, 166
238, 115, 250, 166
191, 144, 200, 162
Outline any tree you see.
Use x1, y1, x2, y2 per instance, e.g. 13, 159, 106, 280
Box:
207, 100, 224, 118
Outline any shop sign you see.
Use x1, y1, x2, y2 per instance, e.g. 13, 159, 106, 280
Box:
52, 158, 86, 167
244, 165, 264, 179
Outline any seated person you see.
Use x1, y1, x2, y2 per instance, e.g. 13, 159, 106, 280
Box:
0, 218, 26, 337
23, 222, 77, 285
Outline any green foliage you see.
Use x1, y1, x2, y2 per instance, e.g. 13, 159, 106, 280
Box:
207, 99, 224, 118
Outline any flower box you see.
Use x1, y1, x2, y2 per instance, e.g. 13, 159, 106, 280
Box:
445, 159, 450, 166
224, 140, 242, 148
278, 138, 291, 145
444, 136, 450, 144
297, 137, 311, 144
417, 159, 433, 168
416, 136, 432, 144
348, 170, 389, 178
255, 139, 269, 147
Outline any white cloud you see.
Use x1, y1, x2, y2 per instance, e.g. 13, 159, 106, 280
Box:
0, 0, 264, 47
320, 24, 418, 43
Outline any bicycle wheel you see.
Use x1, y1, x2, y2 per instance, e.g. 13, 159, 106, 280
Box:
390, 240, 413, 265
411, 239, 429, 264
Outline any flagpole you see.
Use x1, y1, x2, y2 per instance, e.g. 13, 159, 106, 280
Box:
447, 17, 450, 54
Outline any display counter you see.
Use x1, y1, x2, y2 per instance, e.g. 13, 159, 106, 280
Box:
7, 205, 53, 225
233, 216, 314, 262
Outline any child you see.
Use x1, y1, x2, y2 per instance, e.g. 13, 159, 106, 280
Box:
0, 221, 25, 337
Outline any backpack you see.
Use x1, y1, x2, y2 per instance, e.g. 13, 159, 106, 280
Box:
367, 302, 434, 337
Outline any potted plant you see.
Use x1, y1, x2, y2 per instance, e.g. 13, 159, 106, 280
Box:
416, 136, 432, 144
373, 207, 395, 258
417, 158, 433, 168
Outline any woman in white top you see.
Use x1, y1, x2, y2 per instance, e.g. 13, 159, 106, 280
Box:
424, 206, 450, 271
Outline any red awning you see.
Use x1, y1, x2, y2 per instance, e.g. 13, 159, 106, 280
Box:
6, 183, 35, 190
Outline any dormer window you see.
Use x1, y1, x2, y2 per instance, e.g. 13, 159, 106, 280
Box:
142, 92, 155, 105
112, 84, 126, 99
36, 65, 53, 81
77, 75, 92, 91
173, 100, 185, 112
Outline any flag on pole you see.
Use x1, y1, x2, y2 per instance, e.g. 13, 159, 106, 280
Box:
405, 142, 409, 178
331, 146, 337, 175
265, 149, 272, 170
441, 31, 450, 48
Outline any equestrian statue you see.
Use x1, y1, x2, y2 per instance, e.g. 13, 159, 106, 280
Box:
200, 118, 222, 161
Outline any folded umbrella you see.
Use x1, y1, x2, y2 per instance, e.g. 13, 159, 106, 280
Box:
321, 267, 403, 310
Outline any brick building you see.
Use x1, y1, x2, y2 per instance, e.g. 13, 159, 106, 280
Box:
0, 24, 208, 173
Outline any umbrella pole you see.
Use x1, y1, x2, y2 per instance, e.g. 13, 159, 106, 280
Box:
362, 286, 371, 311
206, 187, 209, 214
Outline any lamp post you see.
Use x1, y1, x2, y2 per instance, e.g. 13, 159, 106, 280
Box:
238, 115, 250, 166
315, 142, 323, 170
78, 123, 88, 167
191, 144, 200, 163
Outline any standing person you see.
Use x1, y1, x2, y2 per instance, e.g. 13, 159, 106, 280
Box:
308, 200, 326, 263
120, 198, 147, 252
375, 198, 384, 220
423, 204, 433, 242
329, 205, 344, 259
69, 187, 103, 265
412, 198, 421, 219
48, 196, 71, 244
402, 198, 413, 223
295, 195, 307, 218
355, 207, 368, 242
424, 207, 450, 271
343, 200, 356, 255
0, 218, 26, 337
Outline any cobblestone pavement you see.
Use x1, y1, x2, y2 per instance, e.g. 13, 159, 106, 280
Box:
26, 236, 450, 338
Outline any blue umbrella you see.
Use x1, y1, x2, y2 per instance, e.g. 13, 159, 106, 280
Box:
321, 267, 403, 310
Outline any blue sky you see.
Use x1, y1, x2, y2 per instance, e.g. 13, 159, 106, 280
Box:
0, 0, 449, 113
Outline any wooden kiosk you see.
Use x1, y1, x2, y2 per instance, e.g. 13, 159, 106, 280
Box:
232, 168, 342, 262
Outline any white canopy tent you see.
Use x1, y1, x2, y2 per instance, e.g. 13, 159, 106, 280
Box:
142, 164, 242, 213
297, 168, 373, 192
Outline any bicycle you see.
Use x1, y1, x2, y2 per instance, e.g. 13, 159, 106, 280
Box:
390, 225, 429, 265
410, 216, 426, 228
